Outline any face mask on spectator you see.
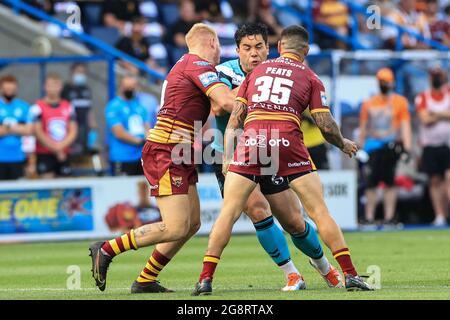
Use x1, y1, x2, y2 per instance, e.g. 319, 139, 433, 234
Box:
2, 93, 15, 102
431, 74, 444, 89
379, 82, 392, 95
123, 89, 135, 100
73, 73, 87, 86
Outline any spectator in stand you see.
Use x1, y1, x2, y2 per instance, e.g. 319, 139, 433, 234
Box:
195, 0, 223, 22
415, 67, 450, 226
105, 76, 149, 176
115, 16, 167, 76
170, 0, 199, 49
31, 73, 78, 179
424, 0, 450, 46
315, 0, 349, 50
255, 0, 283, 46
372, 0, 396, 16
358, 68, 412, 226
102, 0, 141, 34
62, 63, 97, 159
381, 0, 431, 49
22, 0, 53, 19
0, 75, 33, 180
136, 88, 159, 129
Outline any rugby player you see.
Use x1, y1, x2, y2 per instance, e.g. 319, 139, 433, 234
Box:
193, 25, 373, 294
207, 23, 343, 292
89, 23, 238, 293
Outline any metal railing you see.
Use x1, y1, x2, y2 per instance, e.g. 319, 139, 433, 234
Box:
272, 0, 450, 51
0, 55, 115, 100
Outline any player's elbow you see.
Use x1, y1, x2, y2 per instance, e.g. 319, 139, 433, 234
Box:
215, 99, 235, 115
211, 103, 227, 116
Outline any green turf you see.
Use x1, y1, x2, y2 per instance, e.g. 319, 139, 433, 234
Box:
0, 230, 449, 300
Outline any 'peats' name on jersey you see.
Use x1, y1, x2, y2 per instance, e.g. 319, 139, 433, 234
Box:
265, 67, 292, 77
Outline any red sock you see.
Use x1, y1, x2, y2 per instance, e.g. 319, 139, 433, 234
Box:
333, 248, 357, 276
101, 230, 137, 258
199, 255, 220, 281
137, 249, 171, 283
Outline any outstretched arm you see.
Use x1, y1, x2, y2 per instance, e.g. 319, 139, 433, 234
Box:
208, 85, 237, 116
223, 101, 247, 175
311, 111, 358, 157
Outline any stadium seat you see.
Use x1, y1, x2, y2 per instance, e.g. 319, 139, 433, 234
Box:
89, 27, 120, 47
167, 45, 188, 65
158, 3, 179, 27
83, 3, 102, 29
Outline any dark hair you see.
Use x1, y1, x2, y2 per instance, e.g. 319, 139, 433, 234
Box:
281, 25, 309, 45
0, 74, 18, 85
234, 22, 268, 47
71, 62, 86, 72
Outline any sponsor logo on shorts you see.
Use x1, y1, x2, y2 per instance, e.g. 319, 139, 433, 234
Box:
271, 175, 284, 185
149, 184, 159, 190
244, 136, 290, 147
288, 161, 311, 167
245, 135, 266, 147
230, 161, 250, 166
268, 138, 290, 147
198, 72, 219, 88
171, 176, 183, 187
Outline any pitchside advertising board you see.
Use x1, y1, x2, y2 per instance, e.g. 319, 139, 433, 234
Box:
0, 171, 357, 242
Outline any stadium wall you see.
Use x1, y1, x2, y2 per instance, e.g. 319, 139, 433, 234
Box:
0, 171, 357, 243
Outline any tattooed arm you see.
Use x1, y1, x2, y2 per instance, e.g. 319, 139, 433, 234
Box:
311, 111, 358, 158
223, 101, 247, 175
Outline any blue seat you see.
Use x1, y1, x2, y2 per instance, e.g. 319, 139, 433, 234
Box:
219, 37, 235, 46
83, 3, 102, 29
159, 3, 179, 27
167, 45, 187, 65
90, 27, 120, 47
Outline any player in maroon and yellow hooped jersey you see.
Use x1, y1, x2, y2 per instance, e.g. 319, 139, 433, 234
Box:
194, 25, 373, 294
89, 23, 237, 293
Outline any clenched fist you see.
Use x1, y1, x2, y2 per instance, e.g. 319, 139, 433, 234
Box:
341, 138, 358, 158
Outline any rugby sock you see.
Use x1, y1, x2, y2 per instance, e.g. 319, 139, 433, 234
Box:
136, 249, 171, 283
279, 260, 300, 278
290, 221, 324, 260
101, 230, 138, 258
254, 216, 291, 267
199, 255, 220, 281
310, 255, 331, 275
332, 248, 357, 276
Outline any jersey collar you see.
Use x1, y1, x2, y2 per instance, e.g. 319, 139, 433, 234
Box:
281, 52, 302, 62
237, 59, 247, 76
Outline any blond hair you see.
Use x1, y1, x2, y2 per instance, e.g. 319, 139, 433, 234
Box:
185, 23, 218, 50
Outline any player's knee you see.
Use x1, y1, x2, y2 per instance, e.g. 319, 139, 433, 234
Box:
189, 220, 201, 236
167, 222, 190, 241
307, 206, 331, 223
282, 216, 305, 234
246, 201, 270, 223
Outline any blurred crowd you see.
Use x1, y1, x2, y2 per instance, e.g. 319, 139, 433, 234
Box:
22, 0, 450, 56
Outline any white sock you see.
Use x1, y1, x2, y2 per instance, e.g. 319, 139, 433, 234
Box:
311, 255, 331, 275
279, 260, 299, 279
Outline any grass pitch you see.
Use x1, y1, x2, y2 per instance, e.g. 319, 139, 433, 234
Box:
0, 230, 449, 300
